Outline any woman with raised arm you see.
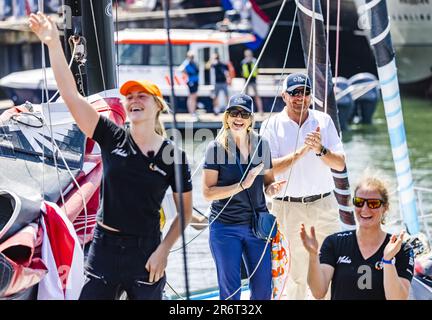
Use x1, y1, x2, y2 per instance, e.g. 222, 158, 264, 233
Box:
300, 174, 414, 300
202, 93, 286, 300
29, 12, 193, 300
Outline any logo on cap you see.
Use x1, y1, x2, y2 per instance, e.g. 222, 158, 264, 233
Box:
233, 97, 247, 105
293, 76, 306, 83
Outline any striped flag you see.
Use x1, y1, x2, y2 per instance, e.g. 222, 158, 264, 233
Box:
221, 0, 270, 50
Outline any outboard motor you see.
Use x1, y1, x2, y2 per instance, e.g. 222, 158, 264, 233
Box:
348, 73, 379, 124
333, 77, 355, 131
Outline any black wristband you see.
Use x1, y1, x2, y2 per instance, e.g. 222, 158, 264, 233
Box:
316, 146, 328, 157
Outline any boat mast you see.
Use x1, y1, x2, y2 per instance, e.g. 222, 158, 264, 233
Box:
359, 0, 419, 234
162, 0, 191, 300
295, 0, 355, 228
80, 0, 116, 95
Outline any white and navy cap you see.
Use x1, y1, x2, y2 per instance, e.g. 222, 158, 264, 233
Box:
227, 93, 254, 113
283, 73, 311, 92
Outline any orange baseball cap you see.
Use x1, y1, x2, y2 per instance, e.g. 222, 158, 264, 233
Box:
120, 80, 163, 98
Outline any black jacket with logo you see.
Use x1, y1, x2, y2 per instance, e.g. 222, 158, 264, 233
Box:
319, 231, 414, 300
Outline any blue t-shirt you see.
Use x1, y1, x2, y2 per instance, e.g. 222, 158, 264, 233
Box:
203, 136, 272, 225
180, 59, 199, 84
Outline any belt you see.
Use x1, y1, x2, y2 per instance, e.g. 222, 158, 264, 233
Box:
275, 192, 331, 203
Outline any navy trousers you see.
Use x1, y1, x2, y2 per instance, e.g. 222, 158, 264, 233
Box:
209, 220, 272, 300
79, 225, 165, 300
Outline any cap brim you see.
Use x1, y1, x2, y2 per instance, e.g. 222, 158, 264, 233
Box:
286, 84, 311, 92
120, 80, 160, 97
227, 105, 253, 113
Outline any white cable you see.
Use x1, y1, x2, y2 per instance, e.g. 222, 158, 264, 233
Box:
89, 0, 107, 97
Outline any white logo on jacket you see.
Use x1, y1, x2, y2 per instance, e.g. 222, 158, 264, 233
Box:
337, 256, 352, 264
111, 148, 128, 157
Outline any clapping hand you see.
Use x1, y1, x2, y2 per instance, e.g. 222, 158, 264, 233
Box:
300, 224, 319, 255
242, 162, 264, 189
383, 230, 405, 261
304, 126, 322, 154
265, 180, 287, 197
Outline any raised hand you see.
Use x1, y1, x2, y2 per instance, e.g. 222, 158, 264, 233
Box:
300, 223, 319, 255
29, 12, 60, 46
383, 230, 405, 261
242, 162, 264, 189
265, 180, 287, 197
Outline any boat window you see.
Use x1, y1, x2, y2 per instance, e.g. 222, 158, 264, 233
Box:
118, 44, 148, 65
148, 44, 189, 66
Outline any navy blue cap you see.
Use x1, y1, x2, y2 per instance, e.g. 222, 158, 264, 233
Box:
226, 93, 254, 113
283, 73, 311, 92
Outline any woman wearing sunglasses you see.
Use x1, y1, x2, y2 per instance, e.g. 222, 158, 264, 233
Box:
202, 94, 285, 300
300, 174, 414, 300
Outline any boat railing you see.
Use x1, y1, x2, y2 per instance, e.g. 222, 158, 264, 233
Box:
387, 186, 432, 249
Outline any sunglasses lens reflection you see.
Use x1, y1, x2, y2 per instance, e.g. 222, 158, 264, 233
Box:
353, 197, 383, 209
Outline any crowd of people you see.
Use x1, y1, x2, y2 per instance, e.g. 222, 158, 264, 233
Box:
180, 48, 265, 120
29, 12, 414, 301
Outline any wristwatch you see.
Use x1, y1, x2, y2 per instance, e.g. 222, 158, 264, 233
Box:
316, 145, 328, 157
381, 257, 396, 265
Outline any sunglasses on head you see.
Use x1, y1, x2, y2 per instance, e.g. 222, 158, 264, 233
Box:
228, 109, 251, 119
353, 197, 385, 209
288, 88, 311, 97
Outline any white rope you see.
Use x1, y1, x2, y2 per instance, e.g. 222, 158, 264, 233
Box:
89, 0, 107, 96
190, 0, 289, 180
47, 43, 78, 103
370, 21, 391, 46
295, 0, 324, 21
242, 0, 289, 92
170, 4, 303, 301
37, 0, 89, 252
170, 5, 299, 255
324, 0, 330, 114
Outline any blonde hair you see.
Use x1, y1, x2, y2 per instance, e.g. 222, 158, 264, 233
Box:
153, 96, 168, 137
217, 110, 256, 152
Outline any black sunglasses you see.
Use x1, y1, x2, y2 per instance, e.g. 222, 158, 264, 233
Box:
228, 109, 251, 119
288, 88, 311, 97
353, 197, 385, 209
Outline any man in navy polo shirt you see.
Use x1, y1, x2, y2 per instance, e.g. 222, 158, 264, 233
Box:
260, 73, 346, 299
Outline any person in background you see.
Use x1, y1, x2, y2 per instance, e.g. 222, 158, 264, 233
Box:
179, 51, 200, 121
301, 174, 414, 300
30, 12, 193, 300
241, 49, 264, 115
260, 73, 345, 300
203, 93, 286, 300
209, 52, 230, 115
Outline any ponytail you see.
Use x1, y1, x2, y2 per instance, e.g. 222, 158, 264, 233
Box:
154, 96, 168, 137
